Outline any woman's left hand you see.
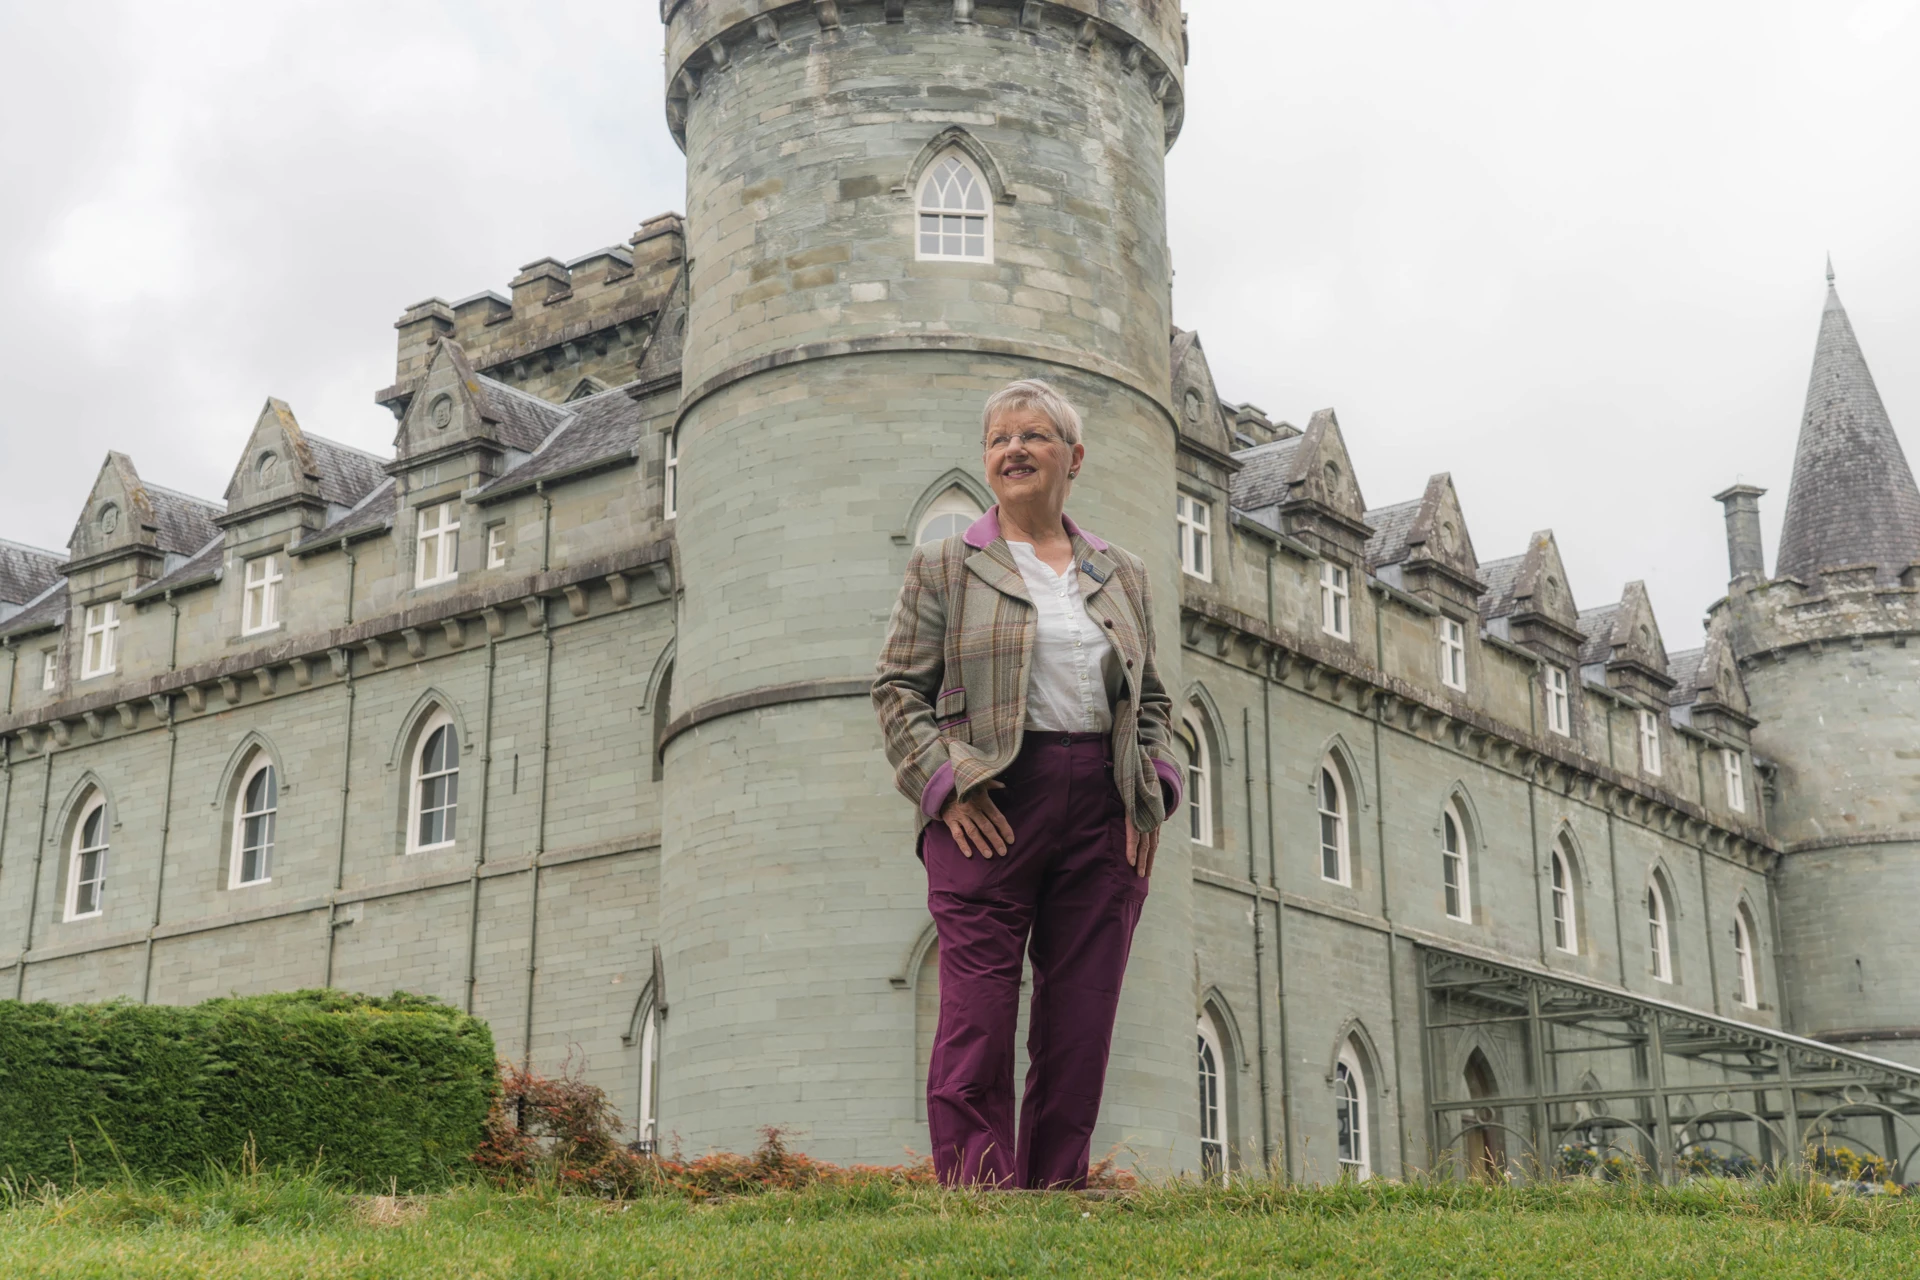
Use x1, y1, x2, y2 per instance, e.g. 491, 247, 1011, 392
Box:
1124, 814, 1160, 880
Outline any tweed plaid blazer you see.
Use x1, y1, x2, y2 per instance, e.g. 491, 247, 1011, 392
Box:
873, 506, 1182, 834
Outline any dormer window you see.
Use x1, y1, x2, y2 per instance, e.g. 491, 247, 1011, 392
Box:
1176, 494, 1211, 581
1319, 562, 1350, 640
664, 428, 679, 521
415, 502, 460, 588
916, 154, 993, 263
1438, 617, 1466, 691
1723, 749, 1745, 813
81, 603, 119, 679
1544, 667, 1571, 736
1638, 709, 1662, 776
242, 554, 282, 635
41, 649, 58, 692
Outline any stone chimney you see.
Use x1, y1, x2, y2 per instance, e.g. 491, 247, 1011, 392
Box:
1713, 484, 1767, 582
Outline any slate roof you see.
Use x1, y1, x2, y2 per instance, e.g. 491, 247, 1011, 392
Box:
481, 376, 574, 452
146, 484, 223, 556
477, 385, 645, 496
138, 535, 225, 598
304, 434, 388, 508
0, 538, 62, 607
1362, 499, 1420, 569
1476, 554, 1525, 621
1577, 603, 1621, 667
0, 579, 67, 638
311, 477, 398, 542
1230, 436, 1306, 511
1775, 274, 1920, 583
1666, 647, 1706, 707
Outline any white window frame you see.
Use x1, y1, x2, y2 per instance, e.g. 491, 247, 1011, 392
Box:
1551, 840, 1578, 954
1442, 802, 1471, 922
241, 553, 282, 635
1319, 561, 1351, 640
1317, 763, 1350, 886
915, 152, 994, 263
1545, 667, 1570, 736
1336, 1044, 1370, 1179
1197, 1017, 1226, 1183
415, 502, 460, 588
1724, 749, 1746, 813
1733, 907, 1758, 1009
1649, 875, 1673, 983
1180, 715, 1213, 846
1176, 493, 1212, 582
1638, 709, 1663, 776
230, 755, 277, 888
81, 602, 118, 679
664, 428, 679, 521
637, 1007, 659, 1153
407, 709, 459, 854
65, 793, 108, 921
1438, 616, 1467, 691
915, 487, 982, 546
487, 524, 509, 569
41, 648, 59, 692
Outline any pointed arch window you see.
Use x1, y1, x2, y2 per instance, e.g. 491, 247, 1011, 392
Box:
916, 154, 993, 263
1197, 1017, 1226, 1181
637, 1006, 660, 1154
66, 792, 108, 920
1442, 802, 1471, 922
916, 487, 982, 545
231, 754, 277, 887
1733, 905, 1759, 1009
1318, 763, 1350, 885
1648, 873, 1673, 983
1336, 1042, 1370, 1179
1180, 715, 1213, 846
1550, 837, 1578, 954
408, 710, 459, 853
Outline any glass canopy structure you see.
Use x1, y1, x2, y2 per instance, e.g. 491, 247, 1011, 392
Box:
1421, 948, 1920, 1182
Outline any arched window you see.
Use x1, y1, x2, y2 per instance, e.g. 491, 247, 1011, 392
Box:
663, 428, 679, 520
1197, 1017, 1225, 1181
65, 791, 109, 921
916, 154, 992, 262
915, 486, 982, 545
1733, 905, 1759, 1009
231, 754, 277, 888
1442, 801, 1471, 922
1318, 762, 1350, 885
1335, 1041, 1370, 1179
408, 710, 459, 853
637, 1007, 659, 1154
1180, 715, 1212, 845
1648, 873, 1673, 983
1550, 837, 1577, 954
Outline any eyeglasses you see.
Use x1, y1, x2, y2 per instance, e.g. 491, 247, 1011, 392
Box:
983, 430, 1064, 453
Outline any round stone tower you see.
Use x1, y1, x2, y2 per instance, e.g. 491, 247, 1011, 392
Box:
654, 0, 1194, 1163
1715, 267, 1920, 1065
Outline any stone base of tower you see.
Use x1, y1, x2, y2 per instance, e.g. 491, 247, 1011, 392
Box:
1774, 839, 1920, 1061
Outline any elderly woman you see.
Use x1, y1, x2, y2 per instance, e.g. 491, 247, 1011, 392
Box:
873, 379, 1181, 1190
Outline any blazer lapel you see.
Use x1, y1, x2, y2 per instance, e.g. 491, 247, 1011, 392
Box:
965, 542, 1031, 602
1074, 541, 1116, 601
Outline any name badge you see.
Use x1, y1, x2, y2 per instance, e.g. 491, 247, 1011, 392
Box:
1081, 561, 1108, 584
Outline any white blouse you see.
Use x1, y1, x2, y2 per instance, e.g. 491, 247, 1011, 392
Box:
1007, 540, 1118, 734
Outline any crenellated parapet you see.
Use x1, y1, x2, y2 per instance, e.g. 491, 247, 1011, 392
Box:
1715, 567, 1920, 668
660, 0, 1187, 152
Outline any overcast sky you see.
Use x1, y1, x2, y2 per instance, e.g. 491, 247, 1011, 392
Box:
3, 0, 1917, 647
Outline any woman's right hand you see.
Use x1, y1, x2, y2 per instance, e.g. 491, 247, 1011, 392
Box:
940, 782, 1016, 858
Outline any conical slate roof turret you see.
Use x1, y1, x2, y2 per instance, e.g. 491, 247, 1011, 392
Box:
1775, 262, 1920, 583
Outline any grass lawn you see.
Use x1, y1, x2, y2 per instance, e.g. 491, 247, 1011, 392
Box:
4, 1172, 1918, 1278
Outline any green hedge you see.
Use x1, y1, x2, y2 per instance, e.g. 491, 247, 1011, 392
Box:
0, 990, 496, 1188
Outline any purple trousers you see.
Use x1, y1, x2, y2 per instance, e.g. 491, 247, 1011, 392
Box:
922, 732, 1148, 1189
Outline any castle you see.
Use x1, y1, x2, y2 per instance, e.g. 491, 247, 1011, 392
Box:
5, 0, 1920, 1182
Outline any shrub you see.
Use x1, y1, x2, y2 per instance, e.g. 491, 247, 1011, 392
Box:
0, 990, 495, 1189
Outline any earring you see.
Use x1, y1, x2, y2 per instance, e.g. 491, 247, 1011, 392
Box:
1069, 471, 1078, 479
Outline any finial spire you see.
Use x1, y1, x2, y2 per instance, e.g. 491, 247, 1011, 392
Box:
1826, 252, 1835, 286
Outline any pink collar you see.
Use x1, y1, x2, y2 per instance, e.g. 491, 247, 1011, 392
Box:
962, 505, 1108, 553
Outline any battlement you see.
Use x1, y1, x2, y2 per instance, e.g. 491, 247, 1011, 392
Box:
377, 213, 686, 413
1716, 566, 1920, 666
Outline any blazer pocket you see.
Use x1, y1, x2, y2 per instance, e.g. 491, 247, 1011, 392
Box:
936, 687, 971, 744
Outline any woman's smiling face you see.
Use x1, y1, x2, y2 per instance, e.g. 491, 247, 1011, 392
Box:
983, 405, 1084, 513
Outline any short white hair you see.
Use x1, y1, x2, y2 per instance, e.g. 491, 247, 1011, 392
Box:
981, 379, 1083, 447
